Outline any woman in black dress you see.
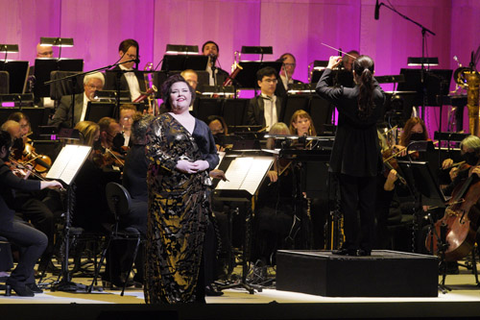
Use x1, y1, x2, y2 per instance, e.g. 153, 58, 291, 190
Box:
145, 74, 219, 303
316, 55, 386, 256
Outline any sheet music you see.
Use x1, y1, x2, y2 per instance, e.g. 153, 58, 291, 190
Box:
216, 156, 273, 195
46, 145, 91, 185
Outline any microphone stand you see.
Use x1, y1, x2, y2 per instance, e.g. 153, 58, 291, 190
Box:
378, 2, 436, 118
45, 59, 137, 128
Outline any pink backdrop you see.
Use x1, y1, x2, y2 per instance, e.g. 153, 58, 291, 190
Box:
1, 0, 479, 135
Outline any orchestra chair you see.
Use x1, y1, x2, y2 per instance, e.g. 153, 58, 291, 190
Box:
0, 236, 13, 294
89, 182, 141, 296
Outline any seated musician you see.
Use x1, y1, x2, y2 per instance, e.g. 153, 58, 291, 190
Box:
49, 72, 105, 129
118, 104, 137, 147
5, 114, 60, 272
104, 39, 146, 102
289, 109, 317, 137
36, 44, 53, 58
252, 122, 295, 262
0, 130, 62, 296
207, 115, 228, 151
97, 117, 125, 156
276, 53, 303, 97
246, 67, 284, 132
394, 117, 429, 158
201, 41, 229, 86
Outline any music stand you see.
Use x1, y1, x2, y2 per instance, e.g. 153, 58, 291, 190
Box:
310, 69, 354, 87
0, 71, 7, 94
33, 59, 84, 99
85, 102, 115, 122
93, 90, 130, 102
234, 61, 283, 89
223, 98, 249, 127
0, 61, 29, 93
161, 55, 208, 72
194, 98, 223, 124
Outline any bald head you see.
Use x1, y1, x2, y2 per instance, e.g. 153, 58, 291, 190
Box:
36, 44, 53, 58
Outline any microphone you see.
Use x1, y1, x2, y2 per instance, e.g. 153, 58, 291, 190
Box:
209, 54, 217, 68
375, 0, 380, 20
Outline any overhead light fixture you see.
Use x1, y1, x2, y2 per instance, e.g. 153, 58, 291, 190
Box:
40, 37, 74, 47
0, 44, 19, 53
407, 57, 439, 67
165, 44, 199, 55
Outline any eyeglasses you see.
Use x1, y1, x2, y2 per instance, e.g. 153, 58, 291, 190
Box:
263, 78, 278, 84
125, 53, 137, 60
284, 63, 296, 67
87, 84, 103, 90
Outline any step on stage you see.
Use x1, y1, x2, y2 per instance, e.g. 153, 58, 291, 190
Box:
276, 250, 439, 297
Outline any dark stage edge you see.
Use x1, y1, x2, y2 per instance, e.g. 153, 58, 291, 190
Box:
2, 302, 480, 320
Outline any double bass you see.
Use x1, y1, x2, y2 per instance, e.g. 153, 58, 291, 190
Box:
425, 167, 480, 261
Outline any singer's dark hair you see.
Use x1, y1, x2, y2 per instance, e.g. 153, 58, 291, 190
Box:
353, 55, 375, 119
118, 39, 140, 69
256, 67, 278, 82
0, 130, 13, 150
202, 41, 219, 53
161, 74, 196, 111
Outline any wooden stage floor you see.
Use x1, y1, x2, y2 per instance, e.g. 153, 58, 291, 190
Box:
1, 257, 480, 319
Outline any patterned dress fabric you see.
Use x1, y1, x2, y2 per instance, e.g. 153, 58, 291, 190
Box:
144, 113, 218, 304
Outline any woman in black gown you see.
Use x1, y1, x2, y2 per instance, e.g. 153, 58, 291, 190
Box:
144, 74, 219, 303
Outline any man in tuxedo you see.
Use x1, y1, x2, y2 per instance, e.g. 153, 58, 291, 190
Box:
49, 72, 105, 129
105, 39, 147, 101
201, 40, 229, 86
246, 67, 283, 131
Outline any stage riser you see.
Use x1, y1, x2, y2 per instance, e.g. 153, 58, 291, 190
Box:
276, 250, 438, 297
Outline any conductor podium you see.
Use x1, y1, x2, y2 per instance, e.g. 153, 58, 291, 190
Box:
276, 250, 438, 297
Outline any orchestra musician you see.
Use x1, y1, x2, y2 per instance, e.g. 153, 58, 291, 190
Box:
105, 39, 146, 102
36, 44, 53, 58
316, 55, 385, 256
5, 113, 60, 272
201, 40, 229, 86
342, 50, 360, 72
0, 130, 63, 296
207, 115, 228, 152
289, 109, 317, 137
277, 53, 303, 92
394, 117, 429, 157
246, 67, 284, 132
118, 104, 137, 147
144, 74, 219, 304
49, 72, 105, 129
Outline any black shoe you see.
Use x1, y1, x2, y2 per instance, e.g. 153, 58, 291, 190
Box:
5, 281, 35, 297
27, 283, 43, 294
332, 248, 357, 256
205, 285, 224, 296
357, 249, 371, 256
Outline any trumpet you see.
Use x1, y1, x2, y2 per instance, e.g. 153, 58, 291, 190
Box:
223, 51, 242, 86
142, 62, 160, 115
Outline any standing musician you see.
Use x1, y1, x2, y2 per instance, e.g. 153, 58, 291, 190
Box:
105, 39, 146, 102
316, 55, 385, 256
0, 130, 63, 296
201, 40, 229, 86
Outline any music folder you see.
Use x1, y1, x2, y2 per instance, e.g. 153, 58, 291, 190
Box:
46, 144, 91, 186
214, 156, 273, 201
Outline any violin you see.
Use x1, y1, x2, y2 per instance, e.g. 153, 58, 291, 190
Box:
425, 167, 480, 261
22, 142, 52, 173
92, 147, 126, 169
382, 148, 407, 186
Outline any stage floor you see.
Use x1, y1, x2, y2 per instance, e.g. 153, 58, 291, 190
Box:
1, 269, 480, 319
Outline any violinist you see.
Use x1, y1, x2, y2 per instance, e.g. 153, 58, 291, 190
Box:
0, 130, 63, 296
71, 121, 112, 232
393, 117, 429, 159
207, 115, 228, 152
1, 118, 58, 272
94, 117, 125, 171
118, 104, 137, 147
289, 109, 317, 137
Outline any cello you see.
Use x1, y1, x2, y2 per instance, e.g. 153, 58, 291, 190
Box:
425, 167, 480, 261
